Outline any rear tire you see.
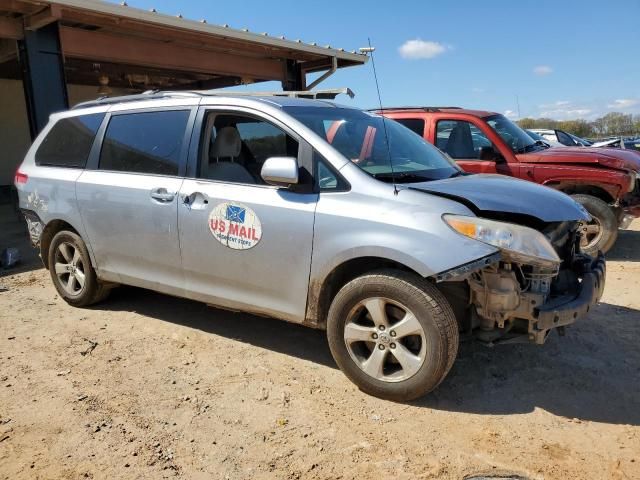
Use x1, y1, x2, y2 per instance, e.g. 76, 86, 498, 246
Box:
48, 230, 110, 307
571, 194, 618, 255
326, 269, 458, 401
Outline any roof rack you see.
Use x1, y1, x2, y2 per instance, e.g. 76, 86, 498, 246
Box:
71, 91, 201, 110
72, 88, 354, 110
200, 87, 355, 100
370, 106, 461, 112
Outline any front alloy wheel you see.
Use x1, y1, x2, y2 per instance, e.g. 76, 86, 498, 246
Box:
344, 297, 426, 382
327, 270, 459, 401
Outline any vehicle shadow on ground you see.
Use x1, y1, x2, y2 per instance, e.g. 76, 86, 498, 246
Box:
605, 228, 640, 261
102, 286, 336, 368
419, 301, 640, 425
101, 288, 640, 426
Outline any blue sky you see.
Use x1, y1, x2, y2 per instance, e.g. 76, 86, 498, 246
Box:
111, 0, 639, 120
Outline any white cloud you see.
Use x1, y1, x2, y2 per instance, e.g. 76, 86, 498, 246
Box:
535, 100, 594, 119
540, 109, 592, 119
607, 98, 639, 109
471, 87, 485, 93
398, 39, 449, 60
504, 110, 517, 119
533, 65, 553, 76
538, 101, 571, 109
527, 98, 640, 120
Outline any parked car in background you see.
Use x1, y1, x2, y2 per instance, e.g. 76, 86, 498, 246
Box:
378, 107, 640, 255
15, 92, 606, 401
529, 128, 593, 147
526, 129, 562, 147
592, 137, 640, 151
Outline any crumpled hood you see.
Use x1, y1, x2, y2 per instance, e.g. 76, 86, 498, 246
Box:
410, 174, 590, 223
520, 146, 640, 172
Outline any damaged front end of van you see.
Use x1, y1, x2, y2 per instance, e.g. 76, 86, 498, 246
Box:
418, 176, 606, 345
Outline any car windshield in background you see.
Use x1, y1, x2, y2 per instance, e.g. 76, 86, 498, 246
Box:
486, 114, 544, 154
526, 130, 548, 143
569, 133, 593, 146
284, 106, 460, 183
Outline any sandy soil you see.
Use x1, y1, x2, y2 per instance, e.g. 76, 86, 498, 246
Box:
1, 221, 639, 480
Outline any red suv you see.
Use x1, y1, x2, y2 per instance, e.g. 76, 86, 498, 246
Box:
377, 107, 640, 254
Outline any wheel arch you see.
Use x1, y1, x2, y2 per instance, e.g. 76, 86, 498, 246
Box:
544, 180, 619, 204
305, 256, 425, 329
40, 219, 91, 270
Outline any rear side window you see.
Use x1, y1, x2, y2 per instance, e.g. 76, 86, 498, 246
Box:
99, 110, 190, 176
35, 113, 105, 168
395, 118, 425, 137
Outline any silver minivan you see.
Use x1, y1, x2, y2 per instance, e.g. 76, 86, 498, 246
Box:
15, 91, 605, 400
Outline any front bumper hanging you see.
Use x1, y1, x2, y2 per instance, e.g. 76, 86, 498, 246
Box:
532, 253, 606, 343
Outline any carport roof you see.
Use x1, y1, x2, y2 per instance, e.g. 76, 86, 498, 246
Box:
1, 0, 367, 68
57, 0, 366, 63
0, 0, 368, 90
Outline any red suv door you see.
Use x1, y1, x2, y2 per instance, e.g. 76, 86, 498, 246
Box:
432, 117, 513, 175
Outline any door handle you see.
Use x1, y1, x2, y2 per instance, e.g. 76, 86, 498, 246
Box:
183, 191, 209, 209
150, 188, 176, 202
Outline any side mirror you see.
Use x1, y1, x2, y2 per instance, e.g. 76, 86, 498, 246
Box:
478, 145, 498, 161
261, 156, 299, 187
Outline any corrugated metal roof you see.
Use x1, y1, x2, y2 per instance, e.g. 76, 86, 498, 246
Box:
47, 0, 368, 64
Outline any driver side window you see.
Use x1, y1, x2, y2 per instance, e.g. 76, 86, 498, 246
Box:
198, 112, 299, 184
436, 120, 493, 160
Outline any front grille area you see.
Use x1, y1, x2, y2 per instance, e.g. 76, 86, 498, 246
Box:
542, 221, 580, 262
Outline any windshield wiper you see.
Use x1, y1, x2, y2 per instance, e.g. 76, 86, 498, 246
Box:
448, 170, 465, 178
517, 141, 550, 153
372, 172, 436, 183
515, 143, 539, 154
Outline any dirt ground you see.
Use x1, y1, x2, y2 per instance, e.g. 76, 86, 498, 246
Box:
1, 216, 639, 480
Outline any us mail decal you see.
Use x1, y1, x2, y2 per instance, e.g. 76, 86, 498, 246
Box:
208, 202, 262, 250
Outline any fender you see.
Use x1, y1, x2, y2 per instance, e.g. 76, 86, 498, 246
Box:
541, 179, 622, 203
304, 243, 497, 328
38, 216, 98, 271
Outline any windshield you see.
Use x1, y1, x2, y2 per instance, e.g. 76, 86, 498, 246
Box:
569, 133, 592, 146
283, 106, 461, 182
526, 130, 547, 142
487, 114, 544, 153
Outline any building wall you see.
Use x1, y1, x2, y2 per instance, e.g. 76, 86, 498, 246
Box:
0, 79, 135, 186
0, 79, 31, 186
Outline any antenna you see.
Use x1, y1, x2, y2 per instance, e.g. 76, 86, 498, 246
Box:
360, 39, 398, 195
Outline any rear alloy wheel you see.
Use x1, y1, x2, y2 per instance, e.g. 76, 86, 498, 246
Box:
48, 230, 110, 307
571, 194, 618, 255
327, 270, 458, 401
53, 241, 86, 297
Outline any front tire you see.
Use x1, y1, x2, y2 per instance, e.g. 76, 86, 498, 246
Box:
571, 194, 618, 255
48, 230, 110, 307
326, 270, 459, 401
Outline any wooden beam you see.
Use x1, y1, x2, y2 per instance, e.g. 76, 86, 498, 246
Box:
300, 58, 333, 72
0, 16, 23, 40
56, 9, 323, 62
59, 26, 285, 81
172, 76, 245, 91
0, 0, 42, 15
25, 4, 61, 31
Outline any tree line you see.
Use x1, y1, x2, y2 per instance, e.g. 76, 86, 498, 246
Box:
517, 112, 640, 139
